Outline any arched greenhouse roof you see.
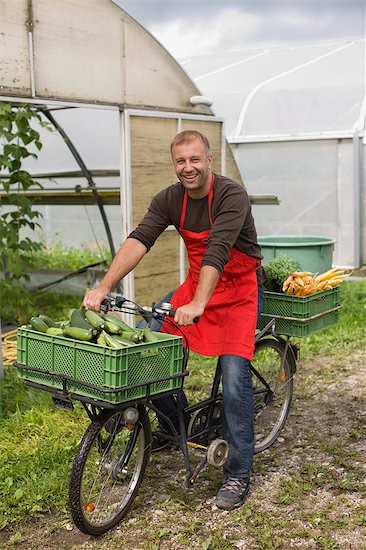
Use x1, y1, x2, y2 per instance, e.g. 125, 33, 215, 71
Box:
180, 37, 366, 141
0, 0, 211, 115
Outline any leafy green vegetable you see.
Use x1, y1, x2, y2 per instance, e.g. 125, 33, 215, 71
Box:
264, 253, 301, 293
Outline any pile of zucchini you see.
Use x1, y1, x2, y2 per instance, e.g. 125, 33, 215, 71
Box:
28, 309, 159, 349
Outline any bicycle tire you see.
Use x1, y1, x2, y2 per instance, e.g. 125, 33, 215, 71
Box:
69, 405, 151, 535
252, 338, 294, 453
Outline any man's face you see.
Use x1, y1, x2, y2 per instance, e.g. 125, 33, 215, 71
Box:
172, 138, 212, 199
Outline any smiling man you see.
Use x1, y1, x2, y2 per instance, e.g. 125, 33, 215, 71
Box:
84, 130, 266, 510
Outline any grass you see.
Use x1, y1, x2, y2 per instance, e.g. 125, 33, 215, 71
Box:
300, 280, 366, 357
0, 279, 365, 545
1, 287, 84, 325
0, 372, 88, 529
22, 241, 111, 272
2, 242, 112, 324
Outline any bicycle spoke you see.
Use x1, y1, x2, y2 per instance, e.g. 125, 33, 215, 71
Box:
252, 339, 293, 453
69, 407, 151, 535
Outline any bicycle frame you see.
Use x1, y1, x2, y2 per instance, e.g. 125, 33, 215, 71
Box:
144, 316, 298, 485
16, 294, 299, 494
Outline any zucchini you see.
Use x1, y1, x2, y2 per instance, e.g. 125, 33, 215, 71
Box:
142, 327, 160, 343
132, 331, 144, 343
70, 309, 95, 331
112, 334, 136, 347
102, 331, 126, 349
39, 314, 58, 328
55, 320, 70, 329
97, 332, 107, 347
103, 318, 122, 334
120, 330, 143, 343
63, 327, 94, 341
30, 316, 49, 333
84, 309, 105, 330
46, 327, 64, 336
103, 314, 135, 333
68, 308, 77, 320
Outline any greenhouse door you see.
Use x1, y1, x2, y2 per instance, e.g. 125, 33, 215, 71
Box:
120, 110, 225, 307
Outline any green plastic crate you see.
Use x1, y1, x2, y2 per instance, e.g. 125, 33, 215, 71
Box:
17, 328, 184, 404
257, 287, 341, 337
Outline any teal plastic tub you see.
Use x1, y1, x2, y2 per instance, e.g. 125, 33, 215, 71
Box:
258, 235, 336, 273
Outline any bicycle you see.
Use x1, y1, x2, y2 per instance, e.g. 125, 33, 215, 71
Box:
15, 294, 298, 536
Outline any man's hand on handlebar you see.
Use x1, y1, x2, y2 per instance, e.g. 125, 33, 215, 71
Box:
174, 301, 204, 326
83, 286, 111, 312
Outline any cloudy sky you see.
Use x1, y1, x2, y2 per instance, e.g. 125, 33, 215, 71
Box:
114, 0, 365, 58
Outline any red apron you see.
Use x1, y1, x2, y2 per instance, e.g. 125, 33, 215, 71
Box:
161, 176, 259, 360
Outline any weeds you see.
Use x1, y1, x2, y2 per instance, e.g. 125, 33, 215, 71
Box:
1, 287, 84, 325
301, 280, 366, 357
21, 241, 111, 271
0, 368, 87, 528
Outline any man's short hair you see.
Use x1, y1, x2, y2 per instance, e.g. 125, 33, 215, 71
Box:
171, 130, 211, 158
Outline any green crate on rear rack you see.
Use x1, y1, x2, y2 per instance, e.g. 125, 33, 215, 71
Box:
16, 328, 184, 404
257, 286, 340, 337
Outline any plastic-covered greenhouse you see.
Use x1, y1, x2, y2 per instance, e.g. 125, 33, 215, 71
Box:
0, 0, 242, 305
180, 37, 366, 268
1, 0, 365, 293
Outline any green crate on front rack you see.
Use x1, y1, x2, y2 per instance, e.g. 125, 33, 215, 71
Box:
16, 328, 184, 404
257, 286, 341, 337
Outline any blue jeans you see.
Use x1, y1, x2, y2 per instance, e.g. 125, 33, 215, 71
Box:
221, 285, 264, 478
139, 286, 265, 478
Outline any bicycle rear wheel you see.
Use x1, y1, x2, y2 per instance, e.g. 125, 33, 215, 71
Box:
252, 338, 294, 453
69, 405, 151, 535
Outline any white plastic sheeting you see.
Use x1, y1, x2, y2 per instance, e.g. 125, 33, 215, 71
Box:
181, 38, 366, 267
0, 0, 208, 113
7, 107, 123, 249
181, 39, 365, 138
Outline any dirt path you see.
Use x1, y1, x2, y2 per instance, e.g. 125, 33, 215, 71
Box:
1, 348, 365, 549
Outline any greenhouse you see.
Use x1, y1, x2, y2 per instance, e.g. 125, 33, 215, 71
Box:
0, 0, 243, 306
0, 0, 364, 315
180, 37, 366, 268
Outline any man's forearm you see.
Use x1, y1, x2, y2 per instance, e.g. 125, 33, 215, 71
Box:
174, 265, 220, 325
192, 265, 220, 309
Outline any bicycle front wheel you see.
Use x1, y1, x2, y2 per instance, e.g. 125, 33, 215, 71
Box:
252, 338, 294, 453
69, 405, 151, 535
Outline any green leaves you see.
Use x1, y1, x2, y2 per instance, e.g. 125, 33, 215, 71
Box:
264, 252, 302, 293
0, 103, 46, 283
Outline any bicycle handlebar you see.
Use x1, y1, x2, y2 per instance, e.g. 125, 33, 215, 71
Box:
100, 294, 199, 324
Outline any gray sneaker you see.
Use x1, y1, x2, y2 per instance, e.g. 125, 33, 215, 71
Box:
216, 477, 250, 510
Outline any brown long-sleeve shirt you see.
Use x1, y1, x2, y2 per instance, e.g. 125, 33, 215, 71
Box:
129, 174, 265, 283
